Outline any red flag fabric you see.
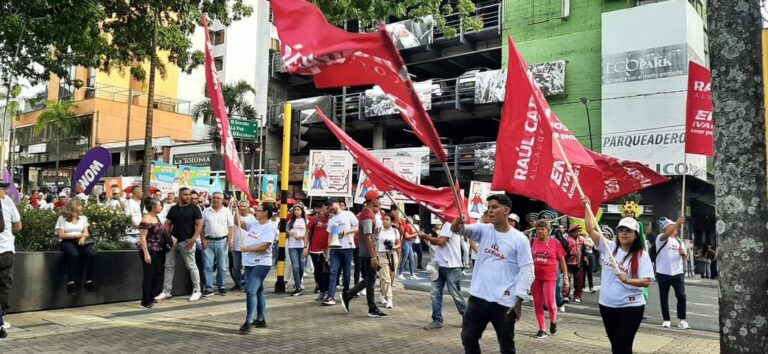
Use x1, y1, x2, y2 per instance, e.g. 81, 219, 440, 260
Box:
586, 150, 670, 202
685, 61, 714, 156
316, 108, 467, 222
270, 0, 447, 162
202, 15, 252, 200
491, 36, 603, 217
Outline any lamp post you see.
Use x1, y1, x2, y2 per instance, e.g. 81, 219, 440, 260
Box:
579, 97, 594, 150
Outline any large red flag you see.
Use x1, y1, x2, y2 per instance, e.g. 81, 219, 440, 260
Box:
586, 150, 670, 202
270, 0, 447, 162
685, 61, 714, 156
491, 36, 603, 217
316, 108, 466, 221
202, 15, 252, 200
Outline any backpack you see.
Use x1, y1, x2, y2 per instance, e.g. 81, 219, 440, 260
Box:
650, 239, 668, 263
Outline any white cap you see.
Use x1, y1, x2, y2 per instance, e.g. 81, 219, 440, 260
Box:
617, 217, 639, 233
508, 213, 520, 223
413, 215, 420, 220
59, 192, 67, 197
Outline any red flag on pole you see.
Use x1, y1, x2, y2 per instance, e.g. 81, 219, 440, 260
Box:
202, 15, 252, 200
491, 36, 603, 217
586, 150, 670, 202
315, 108, 467, 221
685, 61, 714, 156
270, 0, 447, 162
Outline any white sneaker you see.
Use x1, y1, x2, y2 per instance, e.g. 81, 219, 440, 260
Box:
188, 291, 202, 302
397, 274, 406, 280
678, 320, 690, 329
2, 321, 10, 329
661, 321, 671, 328
558, 306, 565, 313
360, 289, 367, 296
154, 292, 172, 301
380, 294, 387, 304
410, 274, 421, 280
386, 300, 393, 309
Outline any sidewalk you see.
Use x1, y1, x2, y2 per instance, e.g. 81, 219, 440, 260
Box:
1, 274, 719, 353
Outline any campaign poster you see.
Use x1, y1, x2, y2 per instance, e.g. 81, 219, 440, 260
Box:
353, 156, 421, 206
385, 15, 434, 50
307, 150, 353, 197
104, 177, 124, 199
150, 161, 178, 194
467, 181, 504, 219
364, 80, 434, 117
302, 171, 311, 192
261, 174, 279, 203
178, 165, 210, 193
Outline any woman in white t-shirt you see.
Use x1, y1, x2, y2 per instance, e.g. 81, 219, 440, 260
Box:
231, 201, 256, 291
238, 204, 278, 333
377, 214, 401, 309
287, 205, 308, 296
56, 198, 96, 295
583, 197, 654, 354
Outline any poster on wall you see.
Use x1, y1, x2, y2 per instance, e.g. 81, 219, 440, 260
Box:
474, 61, 566, 104
150, 161, 178, 194
261, 174, 279, 203
473, 142, 497, 176
364, 80, 434, 117
370, 147, 430, 177
178, 165, 211, 193
302, 171, 311, 192
467, 181, 504, 219
353, 156, 421, 206
385, 15, 434, 50
307, 150, 353, 197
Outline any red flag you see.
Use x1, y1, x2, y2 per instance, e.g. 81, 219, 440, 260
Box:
685, 61, 713, 156
316, 108, 467, 221
270, 0, 447, 162
586, 151, 670, 202
202, 15, 252, 200
491, 36, 603, 217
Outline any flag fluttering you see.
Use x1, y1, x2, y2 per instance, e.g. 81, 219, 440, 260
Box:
586, 150, 670, 202
685, 61, 714, 156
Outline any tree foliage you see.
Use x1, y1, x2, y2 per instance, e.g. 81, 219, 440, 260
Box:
192, 80, 257, 123
34, 100, 81, 136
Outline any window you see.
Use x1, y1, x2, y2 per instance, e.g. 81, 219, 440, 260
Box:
208, 29, 225, 45
529, 0, 566, 24
214, 56, 224, 71
85, 68, 97, 99
58, 66, 76, 102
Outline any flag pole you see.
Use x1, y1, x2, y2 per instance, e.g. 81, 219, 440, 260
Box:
679, 153, 688, 253
383, 191, 418, 231
522, 215, 568, 233
441, 162, 465, 221
552, 133, 621, 273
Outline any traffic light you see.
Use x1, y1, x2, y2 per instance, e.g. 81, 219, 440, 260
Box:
290, 109, 309, 153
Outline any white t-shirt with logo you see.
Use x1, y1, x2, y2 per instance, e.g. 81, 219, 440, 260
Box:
597, 238, 655, 308
233, 214, 256, 252
654, 235, 684, 276
288, 218, 308, 249
326, 210, 359, 249
0, 197, 21, 253
435, 222, 463, 268
377, 227, 399, 253
242, 221, 278, 267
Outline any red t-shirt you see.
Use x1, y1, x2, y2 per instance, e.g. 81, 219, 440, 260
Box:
531, 238, 565, 281
308, 215, 330, 253
400, 220, 414, 242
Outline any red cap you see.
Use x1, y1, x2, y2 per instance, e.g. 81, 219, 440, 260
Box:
364, 190, 381, 201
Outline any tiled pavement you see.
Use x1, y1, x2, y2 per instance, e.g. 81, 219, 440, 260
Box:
1, 275, 719, 353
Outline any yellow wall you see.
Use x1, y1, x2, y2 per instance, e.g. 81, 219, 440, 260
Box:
94, 51, 180, 98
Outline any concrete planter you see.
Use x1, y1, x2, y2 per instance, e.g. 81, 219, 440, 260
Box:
8, 250, 194, 313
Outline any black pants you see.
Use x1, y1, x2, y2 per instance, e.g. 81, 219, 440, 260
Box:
414, 242, 424, 269
310, 253, 329, 293
349, 256, 377, 311
585, 255, 594, 289
60, 240, 96, 283
140, 250, 166, 306
599, 305, 644, 354
461, 296, 516, 354
353, 247, 363, 284
0, 251, 13, 312
657, 273, 687, 321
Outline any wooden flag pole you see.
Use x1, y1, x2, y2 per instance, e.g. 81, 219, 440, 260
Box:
522, 215, 568, 234
679, 153, 688, 253
383, 191, 419, 231
442, 162, 465, 221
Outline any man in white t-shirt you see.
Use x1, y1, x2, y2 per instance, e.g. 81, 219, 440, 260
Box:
419, 219, 467, 330
323, 198, 359, 305
655, 216, 689, 329
0, 182, 22, 333
451, 194, 534, 354
124, 186, 143, 243
158, 192, 176, 223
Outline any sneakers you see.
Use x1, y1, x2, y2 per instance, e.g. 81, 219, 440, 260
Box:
155, 292, 172, 301
341, 292, 351, 313
66, 281, 78, 295
0, 327, 6, 339
678, 320, 691, 329
360, 288, 366, 296
534, 330, 548, 338
239, 321, 252, 333
230, 285, 243, 291
558, 306, 565, 313
316, 292, 327, 302
574, 298, 582, 303
550, 322, 558, 335
323, 296, 336, 305
588, 288, 596, 293
2, 321, 10, 330
379, 294, 387, 304
563, 298, 570, 304
84, 280, 97, 292
368, 308, 388, 319
424, 321, 443, 330
291, 289, 304, 297
254, 319, 267, 328
386, 300, 393, 309
661, 321, 671, 328
397, 274, 406, 281
219, 289, 227, 296
141, 302, 153, 309
313, 287, 320, 294
189, 291, 202, 302
410, 274, 421, 280
202, 289, 215, 297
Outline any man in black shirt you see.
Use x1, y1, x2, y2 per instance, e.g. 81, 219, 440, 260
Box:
156, 187, 204, 302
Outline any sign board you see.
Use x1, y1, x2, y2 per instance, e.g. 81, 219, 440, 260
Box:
467, 181, 504, 219
72, 147, 112, 194
172, 152, 212, 167
307, 150, 354, 197
178, 165, 211, 193
230, 118, 260, 141
150, 161, 178, 194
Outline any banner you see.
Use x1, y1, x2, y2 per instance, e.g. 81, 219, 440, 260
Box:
2, 168, 19, 203
355, 170, 391, 208
202, 14, 252, 199
492, 36, 603, 218
104, 177, 124, 199
354, 156, 421, 206
271, 0, 448, 162
364, 80, 433, 117
307, 150, 353, 197
261, 174, 279, 203
178, 165, 211, 193
474, 61, 567, 104
302, 171, 311, 192
150, 161, 178, 194
72, 147, 112, 194
385, 16, 434, 50
685, 61, 714, 156
466, 181, 504, 219
587, 150, 670, 202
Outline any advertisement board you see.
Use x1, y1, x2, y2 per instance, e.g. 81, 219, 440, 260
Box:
385, 16, 434, 50
364, 80, 434, 117
307, 150, 354, 197
474, 60, 567, 104
150, 161, 178, 194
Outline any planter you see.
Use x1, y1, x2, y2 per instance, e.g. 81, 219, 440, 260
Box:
8, 250, 194, 313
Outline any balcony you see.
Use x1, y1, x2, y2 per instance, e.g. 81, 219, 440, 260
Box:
13, 136, 92, 165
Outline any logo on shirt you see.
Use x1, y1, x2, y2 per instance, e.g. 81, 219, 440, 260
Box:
628, 296, 636, 302
503, 290, 511, 297
533, 251, 551, 264
484, 244, 506, 260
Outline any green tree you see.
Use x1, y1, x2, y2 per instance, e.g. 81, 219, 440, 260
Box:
191, 80, 257, 124
34, 100, 82, 188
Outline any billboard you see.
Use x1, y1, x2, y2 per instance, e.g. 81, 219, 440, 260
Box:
353, 156, 421, 206
601, 0, 707, 178
385, 16, 434, 50
150, 161, 178, 194
474, 60, 567, 104
261, 174, 278, 203
364, 80, 433, 117
307, 150, 354, 197
178, 165, 210, 193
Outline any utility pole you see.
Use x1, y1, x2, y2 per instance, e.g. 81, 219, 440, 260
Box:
709, 2, 768, 352
579, 97, 594, 150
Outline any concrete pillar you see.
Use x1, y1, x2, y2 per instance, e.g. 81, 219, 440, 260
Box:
373, 124, 385, 149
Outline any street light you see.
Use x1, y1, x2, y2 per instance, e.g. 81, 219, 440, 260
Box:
579, 97, 594, 150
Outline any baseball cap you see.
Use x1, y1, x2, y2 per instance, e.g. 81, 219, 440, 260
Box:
617, 217, 639, 232
413, 215, 420, 221
658, 217, 676, 230
508, 213, 520, 223
364, 190, 381, 201
59, 192, 67, 197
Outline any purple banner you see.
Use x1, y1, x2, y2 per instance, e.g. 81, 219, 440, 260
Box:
72, 147, 112, 194
2, 168, 19, 203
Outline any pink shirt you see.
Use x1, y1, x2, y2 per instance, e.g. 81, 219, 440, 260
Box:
531, 238, 565, 281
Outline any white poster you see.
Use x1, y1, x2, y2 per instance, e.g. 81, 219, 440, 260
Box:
353, 156, 421, 206
307, 150, 354, 197
369, 147, 430, 177
601, 0, 707, 178
473, 60, 567, 104
364, 79, 434, 117
385, 16, 434, 50
467, 181, 504, 219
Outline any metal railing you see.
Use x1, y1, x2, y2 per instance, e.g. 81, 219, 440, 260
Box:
434, 1, 502, 40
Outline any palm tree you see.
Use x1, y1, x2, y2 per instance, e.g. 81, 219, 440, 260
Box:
191, 80, 257, 125
35, 100, 82, 189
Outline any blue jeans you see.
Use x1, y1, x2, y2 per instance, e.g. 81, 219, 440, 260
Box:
231, 250, 244, 287
555, 269, 564, 307
431, 266, 467, 323
244, 265, 271, 322
288, 248, 305, 290
400, 241, 415, 276
327, 248, 353, 298
203, 238, 229, 292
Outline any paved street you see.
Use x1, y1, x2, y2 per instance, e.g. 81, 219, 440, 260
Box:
1, 273, 719, 353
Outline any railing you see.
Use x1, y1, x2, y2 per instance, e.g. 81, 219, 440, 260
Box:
13, 136, 92, 165
434, 1, 502, 40
106, 164, 144, 177
270, 51, 285, 79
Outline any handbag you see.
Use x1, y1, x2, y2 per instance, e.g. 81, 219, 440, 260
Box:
155, 216, 174, 252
